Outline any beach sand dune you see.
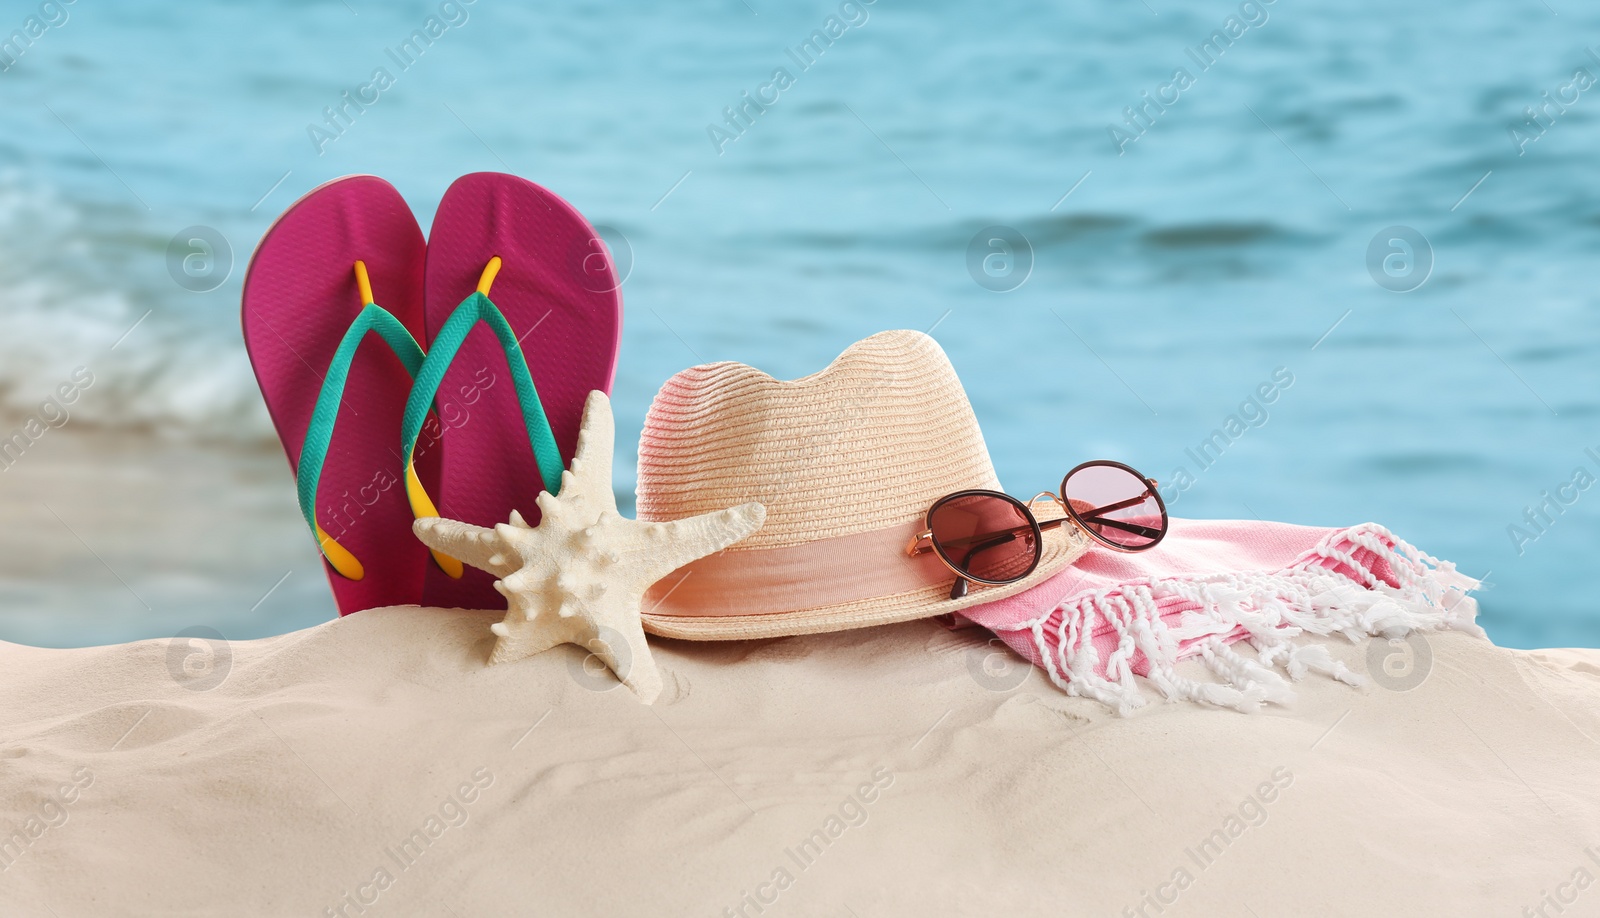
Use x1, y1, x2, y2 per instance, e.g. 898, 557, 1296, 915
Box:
1, 607, 1596, 916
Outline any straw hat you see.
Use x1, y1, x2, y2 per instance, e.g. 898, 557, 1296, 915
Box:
635, 329, 1090, 640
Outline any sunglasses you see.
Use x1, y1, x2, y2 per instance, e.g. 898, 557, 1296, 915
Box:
906, 460, 1169, 600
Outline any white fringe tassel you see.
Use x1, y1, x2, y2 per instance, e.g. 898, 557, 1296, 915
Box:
1018, 523, 1484, 716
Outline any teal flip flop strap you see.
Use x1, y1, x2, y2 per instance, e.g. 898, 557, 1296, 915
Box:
296, 303, 426, 538
400, 291, 565, 503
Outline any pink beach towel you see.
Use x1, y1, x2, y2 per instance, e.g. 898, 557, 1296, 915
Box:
957, 519, 1484, 714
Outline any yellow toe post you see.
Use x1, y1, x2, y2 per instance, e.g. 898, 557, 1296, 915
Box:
406, 460, 464, 579
316, 525, 365, 581
476, 256, 502, 297
354, 259, 376, 307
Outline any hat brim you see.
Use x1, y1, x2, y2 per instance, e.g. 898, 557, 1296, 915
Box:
641, 515, 1090, 641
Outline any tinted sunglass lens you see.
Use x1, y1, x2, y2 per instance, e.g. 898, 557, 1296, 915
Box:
928, 493, 1039, 584
1062, 464, 1167, 550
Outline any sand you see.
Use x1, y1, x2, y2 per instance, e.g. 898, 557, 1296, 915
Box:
1, 606, 1597, 917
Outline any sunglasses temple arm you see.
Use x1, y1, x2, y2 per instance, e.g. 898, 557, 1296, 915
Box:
909, 533, 972, 599
952, 534, 1027, 600
971, 508, 1157, 541
934, 526, 1033, 552
1078, 492, 1153, 516
1079, 514, 1164, 538
1041, 508, 1161, 540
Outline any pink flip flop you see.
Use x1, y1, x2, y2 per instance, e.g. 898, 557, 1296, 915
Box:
243, 175, 442, 615
416, 173, 623, 609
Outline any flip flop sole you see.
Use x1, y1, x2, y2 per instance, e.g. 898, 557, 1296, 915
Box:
243, 175, 432, 614
421, 173, 622, 610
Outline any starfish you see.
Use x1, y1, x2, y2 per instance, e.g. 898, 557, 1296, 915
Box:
413, 390, 765, 704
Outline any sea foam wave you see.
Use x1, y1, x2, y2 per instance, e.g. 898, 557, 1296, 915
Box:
0, 177, 270, 444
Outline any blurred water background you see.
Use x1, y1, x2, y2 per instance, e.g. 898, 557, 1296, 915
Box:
0, 0, 1596, 648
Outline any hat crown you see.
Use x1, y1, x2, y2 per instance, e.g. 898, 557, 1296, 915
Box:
637, 330, 999, 549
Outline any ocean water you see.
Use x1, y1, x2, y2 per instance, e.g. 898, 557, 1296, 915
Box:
0, 0, 1597, 648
